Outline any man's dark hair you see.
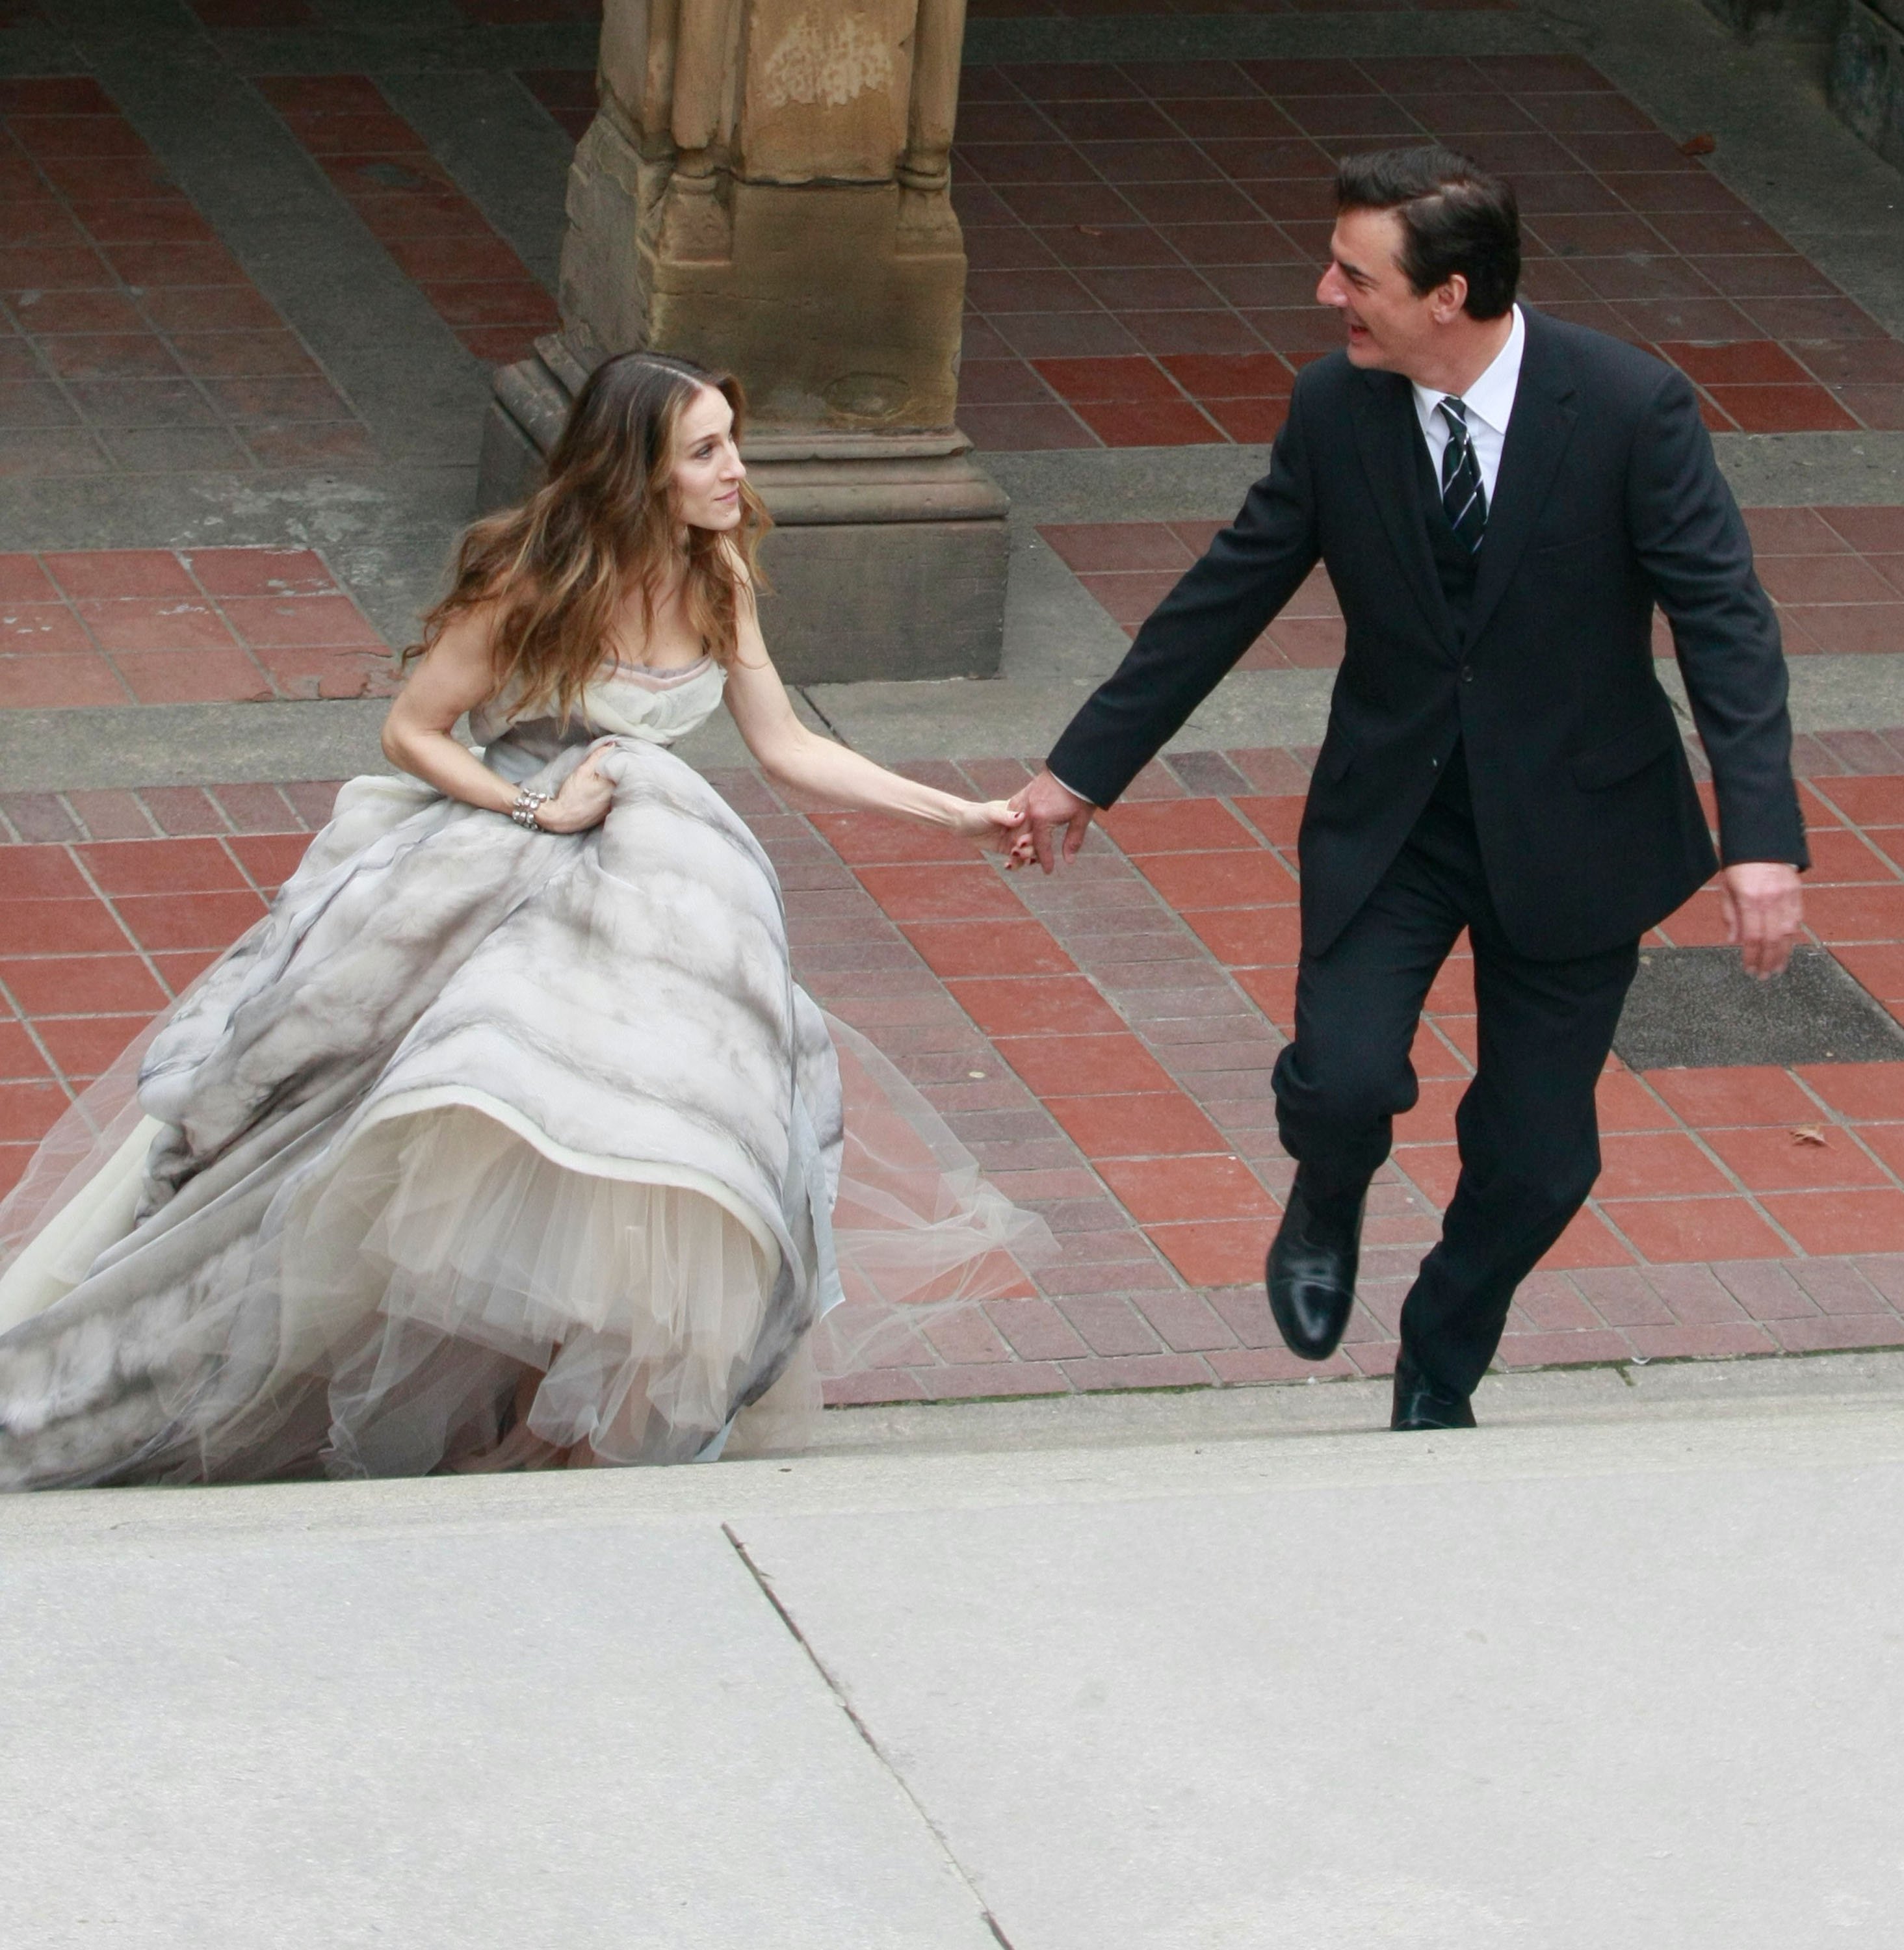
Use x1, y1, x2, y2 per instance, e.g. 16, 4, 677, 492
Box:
1335, 146, 1520, 320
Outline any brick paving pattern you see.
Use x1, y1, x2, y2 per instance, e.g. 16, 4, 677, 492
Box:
255, 76, 560, 368
953, 53, 1896, 451
0, 547, 394, 708
2, 16, 1902, 1415
1045, 505, 1904, 668
0, 78, 375, 478
5, 730, 1903, 1401
475, 50, 1895, 452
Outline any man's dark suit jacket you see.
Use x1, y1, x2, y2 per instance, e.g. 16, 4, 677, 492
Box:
1046, 309, 1808, 964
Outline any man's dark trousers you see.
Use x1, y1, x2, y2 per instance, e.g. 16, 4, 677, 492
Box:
1272, 744, 1639, 1399
1273, 425, 1639, 1401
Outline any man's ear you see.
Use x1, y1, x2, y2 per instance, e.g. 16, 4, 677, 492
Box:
1430, 274, 1470, 324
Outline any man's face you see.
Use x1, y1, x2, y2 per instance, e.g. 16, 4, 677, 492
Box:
1316, 205, 1448, 376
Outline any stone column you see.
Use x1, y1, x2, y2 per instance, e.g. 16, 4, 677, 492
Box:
478, 0, 1009, 684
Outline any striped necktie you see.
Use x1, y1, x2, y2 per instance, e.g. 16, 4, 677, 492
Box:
1437, 396, 1487, 553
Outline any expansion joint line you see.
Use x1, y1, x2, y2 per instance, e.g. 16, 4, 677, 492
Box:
720, 1522, 1018, 1950
795, 686, 849, 744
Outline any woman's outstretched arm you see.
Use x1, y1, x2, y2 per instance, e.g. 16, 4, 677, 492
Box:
380, 607, 609, 833
723, 597, 1024, 849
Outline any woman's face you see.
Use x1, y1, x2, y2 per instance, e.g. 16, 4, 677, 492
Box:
670, 385, 747, 532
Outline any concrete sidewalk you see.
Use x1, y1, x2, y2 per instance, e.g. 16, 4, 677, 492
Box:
6, 1353, 1903, 1948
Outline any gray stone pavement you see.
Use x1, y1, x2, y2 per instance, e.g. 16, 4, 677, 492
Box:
6, 1353, 1903, 1947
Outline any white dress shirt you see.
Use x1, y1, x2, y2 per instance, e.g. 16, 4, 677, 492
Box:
1412, 302, 1524, 508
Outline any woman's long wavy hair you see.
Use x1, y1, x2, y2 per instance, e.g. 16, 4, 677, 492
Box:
408, 350, 772, 723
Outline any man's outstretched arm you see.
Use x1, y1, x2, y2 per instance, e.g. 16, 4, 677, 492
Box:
1018, 381, 1325, 871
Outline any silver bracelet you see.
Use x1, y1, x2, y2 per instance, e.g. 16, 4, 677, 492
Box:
509, 786, 551, 831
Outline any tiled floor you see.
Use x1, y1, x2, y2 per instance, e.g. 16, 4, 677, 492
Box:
0, 547, 395, 708
952, 54, 1897, 450
0, 77, 375, 477
474, 48, 1901, 450
1044, 505, 1904, 668
254, 76, 560, 369
1042, 516, 1344, 669
2, 7, 1901, 1416
5, 741, 1903, 1401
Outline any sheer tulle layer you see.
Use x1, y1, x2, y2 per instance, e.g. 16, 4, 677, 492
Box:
0, 727, 1056, 1488
289, 1104, 780, 1468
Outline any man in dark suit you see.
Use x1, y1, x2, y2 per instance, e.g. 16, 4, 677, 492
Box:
1014, 146, 1806, 1430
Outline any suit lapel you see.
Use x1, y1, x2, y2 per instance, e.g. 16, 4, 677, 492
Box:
1467, 310, 1580, 648
1348, 368, 1457, 655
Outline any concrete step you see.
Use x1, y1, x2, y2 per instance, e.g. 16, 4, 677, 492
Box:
5, 1354, 1902, 1947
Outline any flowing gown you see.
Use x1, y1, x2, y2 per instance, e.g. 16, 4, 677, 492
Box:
0, 660, 1047, 1486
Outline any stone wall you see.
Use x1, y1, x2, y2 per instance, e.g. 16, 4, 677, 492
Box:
1832, 0, 1904, 168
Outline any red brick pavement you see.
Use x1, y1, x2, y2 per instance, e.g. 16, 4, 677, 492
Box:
5, 737, 1904, 1403
480, 48, 1897, 450
1045, 504, 1904, 669
10, 510, 1884, 716
952, 53, 1896, 450
0, 546, 394, 707
0, 78, 374, 478
254, 76, 560, 369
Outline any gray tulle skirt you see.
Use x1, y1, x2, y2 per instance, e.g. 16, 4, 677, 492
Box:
0, 737, 1050, 1487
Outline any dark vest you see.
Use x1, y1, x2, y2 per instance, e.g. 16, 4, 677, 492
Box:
1412, 423, 1479, 642
1413, 421, 1480, 818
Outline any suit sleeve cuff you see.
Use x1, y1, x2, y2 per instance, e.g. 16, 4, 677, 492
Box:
1049, 770, 1099, 809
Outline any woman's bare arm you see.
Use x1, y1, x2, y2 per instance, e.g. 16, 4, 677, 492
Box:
380, 608, 610, 834
722, 597, 1020, 843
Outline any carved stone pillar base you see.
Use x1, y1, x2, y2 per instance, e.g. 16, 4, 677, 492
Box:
477, 336, 1008, 684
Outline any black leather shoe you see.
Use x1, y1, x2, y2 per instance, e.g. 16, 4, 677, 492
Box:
1390, 1353, 1476, 1431
1264, 1169, 1366, 1361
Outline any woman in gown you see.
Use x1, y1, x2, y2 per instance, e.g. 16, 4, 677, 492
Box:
0, 350, 1049, 1487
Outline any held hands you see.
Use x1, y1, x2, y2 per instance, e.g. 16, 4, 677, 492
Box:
1006, 769, 1097, 874
1720, 861, 1804, 979
950, 796, 1036, 866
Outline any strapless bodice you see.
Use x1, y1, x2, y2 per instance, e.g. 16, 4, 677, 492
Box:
471, 659, 727, 777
